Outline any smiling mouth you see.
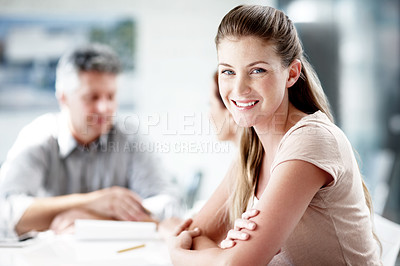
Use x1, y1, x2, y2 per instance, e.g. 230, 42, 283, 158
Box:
232, 100, 259, 108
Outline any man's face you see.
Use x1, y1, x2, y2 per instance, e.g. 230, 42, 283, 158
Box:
61, 71, 118, 144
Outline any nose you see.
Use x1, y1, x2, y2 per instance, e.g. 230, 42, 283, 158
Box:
96, 97, 113, 114
233, 75, 251, 95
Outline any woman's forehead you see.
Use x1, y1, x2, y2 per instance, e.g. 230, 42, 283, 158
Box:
217, 37, 280, 65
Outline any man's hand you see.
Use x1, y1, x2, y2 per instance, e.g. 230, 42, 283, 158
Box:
84, 186, 154, 222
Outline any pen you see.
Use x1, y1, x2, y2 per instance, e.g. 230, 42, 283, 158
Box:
117, 243, 146, 253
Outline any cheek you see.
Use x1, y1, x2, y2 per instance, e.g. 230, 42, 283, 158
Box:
218, 86, 230, 107
110, 99, 118, 109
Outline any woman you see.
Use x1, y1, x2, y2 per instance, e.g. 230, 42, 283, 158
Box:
167, 5, 381, 265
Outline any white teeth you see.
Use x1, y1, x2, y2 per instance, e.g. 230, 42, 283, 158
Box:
235, 101, 257, 107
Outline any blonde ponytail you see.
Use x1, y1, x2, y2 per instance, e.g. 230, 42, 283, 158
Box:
229, 128, 263, 225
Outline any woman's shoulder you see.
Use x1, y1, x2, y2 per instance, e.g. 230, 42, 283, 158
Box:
273, 111, 349, 176
282, 112, 335, 145
282, 111, 349, 147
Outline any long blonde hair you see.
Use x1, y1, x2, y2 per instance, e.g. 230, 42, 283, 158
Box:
215, 5, 378, 249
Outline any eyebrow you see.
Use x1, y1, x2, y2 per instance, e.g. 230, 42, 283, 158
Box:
218, 61, 271, 67
218, 63, 232, 67
248, 60, 271, 67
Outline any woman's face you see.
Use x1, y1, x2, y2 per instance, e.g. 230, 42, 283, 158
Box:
217, 36, 292, 130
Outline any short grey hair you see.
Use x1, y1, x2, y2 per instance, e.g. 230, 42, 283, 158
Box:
55, 43, 122, 97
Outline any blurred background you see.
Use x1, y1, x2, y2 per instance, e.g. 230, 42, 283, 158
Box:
0, 0, 399, 225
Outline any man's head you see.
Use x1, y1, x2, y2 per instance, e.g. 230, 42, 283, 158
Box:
56, 43, 122, 145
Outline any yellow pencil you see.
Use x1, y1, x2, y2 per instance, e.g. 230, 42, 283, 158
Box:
117, 243, 146, 253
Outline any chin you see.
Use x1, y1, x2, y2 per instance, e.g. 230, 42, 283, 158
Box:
91, 124, 111, 136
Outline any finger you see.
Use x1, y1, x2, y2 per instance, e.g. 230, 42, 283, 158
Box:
123, 190, 144, 206
141, 213, 158, 223
116, 197, 146, 221
51, 217, 72, 234
105, 188, 147, 221
49, 216, 60, 231
58, 224, 75, 235
127, 191, 144, 203
234, 219, 256, 231
188, 227, 201, 237
178, 228, 201, 240
227, 229, 249, 241
121, 196, 149, 220
173, 218, 193, 236
129, 206, 155, 222
113, 201, 141, 221
241, 209, 260, 219
220, 239, 235, 249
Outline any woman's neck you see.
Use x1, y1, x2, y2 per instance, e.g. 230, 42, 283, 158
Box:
255, 104, 305, 148
255, 104, 306, 173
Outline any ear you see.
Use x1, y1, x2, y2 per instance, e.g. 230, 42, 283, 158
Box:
286, 59, 302, 88
57, 92, 68, 109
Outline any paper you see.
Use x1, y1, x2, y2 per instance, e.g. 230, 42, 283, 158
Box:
74, 220, 158, 240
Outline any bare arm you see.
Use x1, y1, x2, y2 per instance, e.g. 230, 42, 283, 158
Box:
168, 160, 332, 265
15, 186, 153, 235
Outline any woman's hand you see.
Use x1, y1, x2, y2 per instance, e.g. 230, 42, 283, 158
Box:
158, 217, 183, 240
220, 209, 259, 249
170, 218, 201, 250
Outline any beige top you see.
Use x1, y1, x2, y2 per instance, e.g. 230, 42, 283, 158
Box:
248, 111, 381, 265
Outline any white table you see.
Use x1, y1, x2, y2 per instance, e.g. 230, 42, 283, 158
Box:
0, 232, 172, 266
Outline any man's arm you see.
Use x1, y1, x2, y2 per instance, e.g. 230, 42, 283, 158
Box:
15, 186, 153, 235
0, 116, 54, 236
15, 193, 95, 234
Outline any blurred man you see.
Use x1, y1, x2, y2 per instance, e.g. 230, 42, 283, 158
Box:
0, 43, 182, 238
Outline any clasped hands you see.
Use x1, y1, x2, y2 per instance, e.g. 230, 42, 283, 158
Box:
171, 209, 260, 251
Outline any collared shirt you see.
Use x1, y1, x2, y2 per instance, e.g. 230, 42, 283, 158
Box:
0, 113, 183, 238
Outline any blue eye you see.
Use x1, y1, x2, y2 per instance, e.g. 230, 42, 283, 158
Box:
222, 70, 235, 75
252, 68, 266, 74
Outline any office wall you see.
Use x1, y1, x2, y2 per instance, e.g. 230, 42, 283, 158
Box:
0, 0, 275, 202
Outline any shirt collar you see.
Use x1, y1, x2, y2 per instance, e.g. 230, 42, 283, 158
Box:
57, 113, 113, 158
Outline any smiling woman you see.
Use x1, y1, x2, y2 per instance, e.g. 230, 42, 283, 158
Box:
166, 4, 382, 266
